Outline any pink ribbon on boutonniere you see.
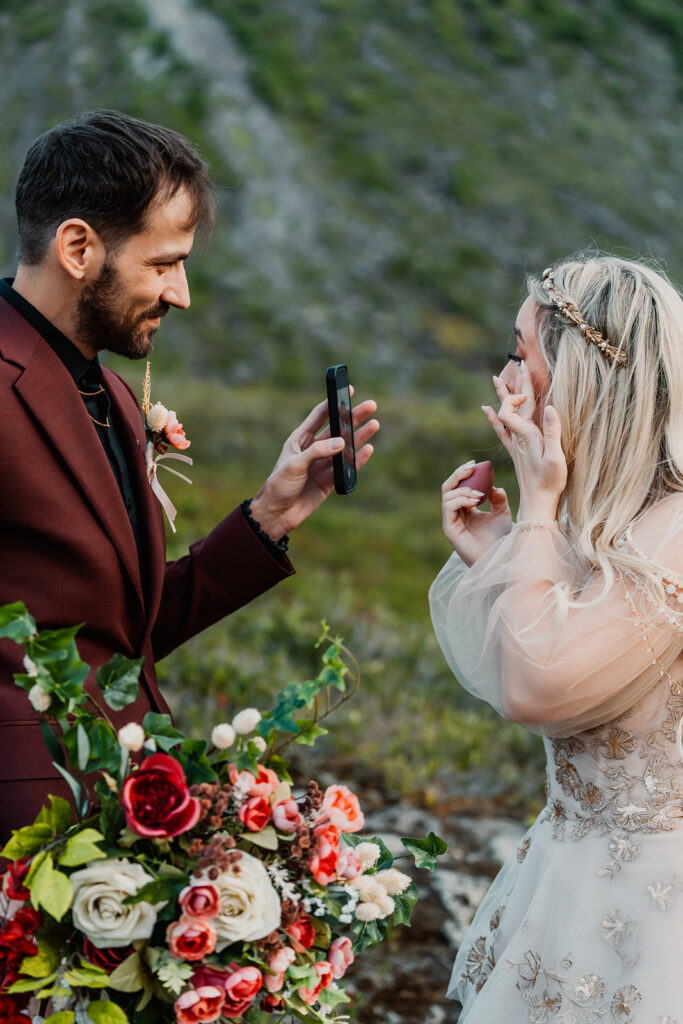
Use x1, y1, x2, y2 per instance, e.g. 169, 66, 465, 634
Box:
141, 362, 193, 533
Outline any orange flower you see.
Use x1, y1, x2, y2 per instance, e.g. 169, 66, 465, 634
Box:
321, 785, 365, 833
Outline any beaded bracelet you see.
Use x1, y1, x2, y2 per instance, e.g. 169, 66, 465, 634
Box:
241, 498, 290, 554
513, 519, 560, 531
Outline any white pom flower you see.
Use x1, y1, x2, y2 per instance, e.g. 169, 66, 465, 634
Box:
350, 875, 387, 903
354, 902, 383, 922
147, 402, 169, 432
117, 723, 145, 752
355, 842, 381, 869
211, 723, 236, 749
28, 684, 51, 713
251, 736, 267, 753
23, 655, 38, 677
232, 708, 261, 735
375, 868, 412, 896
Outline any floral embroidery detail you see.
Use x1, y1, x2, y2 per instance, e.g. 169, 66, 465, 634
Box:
647, 880, 675, 911
529, 990, 561, 1021
517, 836, 531, 863
610, 985, 641, 1018
489, 905, 505, 930
579, 782, 602, 811
607, 835, 639, 862
459, 903, 504, 994
600, 910, 625, 947
600, 910, 639, 968
575, 973, 604, 1000
602, 728, 636, 760
515, 950, 542, 993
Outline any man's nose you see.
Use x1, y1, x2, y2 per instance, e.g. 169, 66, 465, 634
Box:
161, 264, 191, 310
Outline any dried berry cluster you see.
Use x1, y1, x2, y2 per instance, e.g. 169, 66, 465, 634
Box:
190, 781, 234, 831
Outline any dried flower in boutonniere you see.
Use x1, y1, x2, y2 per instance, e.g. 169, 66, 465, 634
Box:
142, 361, 193, 533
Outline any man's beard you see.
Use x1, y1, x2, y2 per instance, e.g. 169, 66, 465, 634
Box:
76, 257, 169, 360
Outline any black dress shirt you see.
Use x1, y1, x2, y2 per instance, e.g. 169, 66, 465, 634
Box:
0, 278, 144, 558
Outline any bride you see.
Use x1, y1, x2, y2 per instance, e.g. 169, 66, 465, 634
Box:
430, 254, 683, 1021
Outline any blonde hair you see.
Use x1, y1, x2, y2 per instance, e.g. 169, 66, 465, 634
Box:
527, 252, 683, 603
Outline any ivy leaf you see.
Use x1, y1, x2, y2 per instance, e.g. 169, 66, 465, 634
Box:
400, 832, 448, 872
318, 986, 351, 1008
352, 916, 388, 953
16, 944, 61, 978
294, 720, 328, 746
87, 1001, 130, 1024
0, 601, 36, 642
141, 712, 184, 751
97, 654, 143, 711
58, 827, 106, 867
175, 739, 217, 785
392, 882, 419, 926
342, 833, 394, 871
1, 822, 53, 859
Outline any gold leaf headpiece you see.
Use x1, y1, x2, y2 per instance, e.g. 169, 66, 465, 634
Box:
541, 267, 627, 368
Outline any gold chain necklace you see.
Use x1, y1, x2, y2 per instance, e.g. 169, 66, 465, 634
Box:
78, 384, 110, 429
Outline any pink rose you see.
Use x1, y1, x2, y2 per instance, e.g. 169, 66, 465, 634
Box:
315, 960, 334, 989
271, 799, 303, 833
228, 764, 280, 799
122, 753, 200, 838
321, 784, 364, 833
285, 915, 315, 952
178, 884, 220, 921
238, 796, 271, 832
166, 916, 217, 961
309, 824, 340, 886
164, 410, 191, 451
222, 965, 263, 1018
174, 987, 223, 1024
337, 847, 362, 880
298, 977, 322, 1006
328, 936, 354, 979
264, 946, 295, 993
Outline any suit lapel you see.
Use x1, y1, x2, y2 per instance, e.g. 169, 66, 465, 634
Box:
12, 334, 145, 612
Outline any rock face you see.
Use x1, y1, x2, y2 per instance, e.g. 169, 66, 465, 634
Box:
349, 800, 527, 1022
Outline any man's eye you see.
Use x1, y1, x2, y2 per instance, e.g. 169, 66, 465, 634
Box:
506, 352, 522, 364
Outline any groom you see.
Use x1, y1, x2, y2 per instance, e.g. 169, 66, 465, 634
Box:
0, 110, 379, 838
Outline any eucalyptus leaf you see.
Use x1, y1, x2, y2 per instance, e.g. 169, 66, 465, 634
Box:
39, 720, 65, 767
242, 825, 278, 850
77, 722, 91, 771
52, 761, 82, 812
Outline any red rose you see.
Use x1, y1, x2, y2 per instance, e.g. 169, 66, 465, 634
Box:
166, 916, 217, 961
178, 884, 220, 921
82, 938, 134, 971
314, 960, 334, 989
0, 996, 31, 1024
238, 796, 271, 832
12, 908, 41, 935
261, 993, 285, 1012
285, 915, 315, 952
174, 986, 223, 1024
122, 753, 200, 838
2, 860, 30, 902
222, 965, 263, 1018
309, 824, 340, 886
192, 965, 232, 992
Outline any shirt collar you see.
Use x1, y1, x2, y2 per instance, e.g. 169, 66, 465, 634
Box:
0, 277, 100, 385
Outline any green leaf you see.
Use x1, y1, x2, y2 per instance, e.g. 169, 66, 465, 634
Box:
175, 738, 217, 784
63, 962, 111, 988
17, 944, 61, 978
77, 722, 90, 772
34, 794, 72, 836
97, 654, 143, 711
107, 951, 145, 993
39, 720, 65, 767
342, 833, 394, 871
58, 827, 106, 867
141, 712, 184, 751
52, 762, 82, 812
401, 832, 448, 872
7, 972, 58, 994
392, 882, 419, 926
0, 601, 36, 642
122, 878, 177, 906
241, 825, 278, 850
294, 720, 329, 746
1, 821, 53, 859
318, 986, 352, 1008
352, 916, 388, 953
29, 854, 73, 919
87, 1000, 130, 1024
43, 1013, 75, 1024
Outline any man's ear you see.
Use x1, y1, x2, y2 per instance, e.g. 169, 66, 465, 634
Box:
54, 219, 105, 281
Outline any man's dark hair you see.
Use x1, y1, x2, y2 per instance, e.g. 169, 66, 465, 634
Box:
15, 109, 215, 265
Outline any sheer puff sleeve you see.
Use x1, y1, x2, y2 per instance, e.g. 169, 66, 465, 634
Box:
429, 496, 683, 738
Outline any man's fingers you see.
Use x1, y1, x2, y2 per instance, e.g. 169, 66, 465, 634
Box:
355, 442, 374, 470
353, 417, 380, 448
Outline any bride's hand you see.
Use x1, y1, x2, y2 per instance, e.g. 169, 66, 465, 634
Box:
482, 361, 567, 522
441, 461, 512, 566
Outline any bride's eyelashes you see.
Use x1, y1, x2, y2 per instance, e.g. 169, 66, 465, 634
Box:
506, 352, 522, 364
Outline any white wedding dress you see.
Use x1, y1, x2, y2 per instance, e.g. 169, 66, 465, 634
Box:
430, 496, 683, 1023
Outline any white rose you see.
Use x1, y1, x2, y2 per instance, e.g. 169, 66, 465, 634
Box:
232, 708, 261, 735
211, 723, 236, 749
117, 722, 145, 752
28, 684, 51, 712
354, 842, 381, 869
192, 851, 280, 948
70, 858, 164, 948
147, 402, 169, 433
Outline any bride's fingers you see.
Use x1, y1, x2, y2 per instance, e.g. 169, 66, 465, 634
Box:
442, 460, 478, 492
442, 489, 484, 517
497, 392, 535, 439
481, 404, 513, 453
515, 360, 536, 421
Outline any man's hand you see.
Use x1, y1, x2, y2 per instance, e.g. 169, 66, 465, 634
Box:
248, 393, 379, 541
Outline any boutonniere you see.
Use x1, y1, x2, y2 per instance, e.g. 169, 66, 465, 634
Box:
141, 362, 193, 533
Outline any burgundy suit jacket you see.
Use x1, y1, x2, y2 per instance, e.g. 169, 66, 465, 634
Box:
0, 296, 293, 839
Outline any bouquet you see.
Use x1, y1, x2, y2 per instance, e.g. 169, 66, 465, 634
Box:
0, 603, 446, 1024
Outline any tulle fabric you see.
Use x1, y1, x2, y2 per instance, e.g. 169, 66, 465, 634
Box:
429, 495, 683, 738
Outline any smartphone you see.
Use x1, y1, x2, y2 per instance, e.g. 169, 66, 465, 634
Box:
326, 364, 357, 494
